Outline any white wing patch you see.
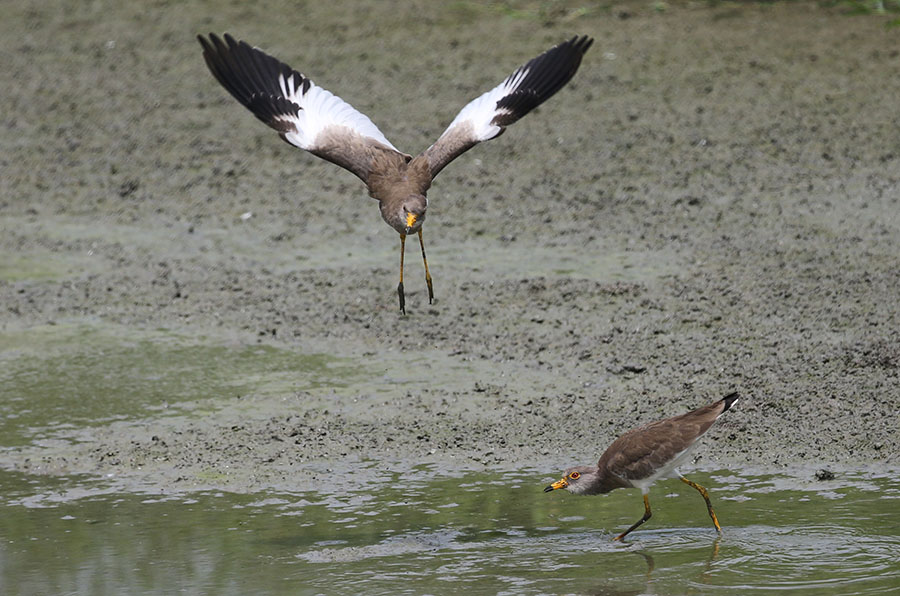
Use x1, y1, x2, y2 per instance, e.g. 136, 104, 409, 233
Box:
438, 66, 532, 144
276, 72, 399, 152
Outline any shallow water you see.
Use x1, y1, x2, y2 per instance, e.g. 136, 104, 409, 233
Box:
1, 466, 898, 595
0, 322, 361, 447
1, 323, 899, 594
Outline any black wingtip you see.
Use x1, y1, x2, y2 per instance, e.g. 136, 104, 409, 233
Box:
197, 32, 223, 48
197, 31, 310, 132
197, 33, 212, 54
489, 34, 594, 127
567, 34, 595, 54
721, 392, 740, 412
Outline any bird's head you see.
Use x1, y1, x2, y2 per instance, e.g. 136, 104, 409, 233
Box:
544, 466, 597, 495
399, 194, 427, 234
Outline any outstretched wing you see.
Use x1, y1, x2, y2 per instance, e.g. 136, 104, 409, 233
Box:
198, 33, 410, 184
420, 35, 593, 180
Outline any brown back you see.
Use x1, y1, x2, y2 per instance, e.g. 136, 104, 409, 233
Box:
597, 397, 734, 486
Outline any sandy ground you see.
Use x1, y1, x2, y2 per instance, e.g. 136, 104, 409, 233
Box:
1, 1, 899, 493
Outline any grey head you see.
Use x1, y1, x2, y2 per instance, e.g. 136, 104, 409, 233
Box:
380, 193, 427, 235
544, 465, 603, 495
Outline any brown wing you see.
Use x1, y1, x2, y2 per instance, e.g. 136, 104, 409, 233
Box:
198, 33, 410, 184
598, 394, 738, 482
420, 35, 593, 180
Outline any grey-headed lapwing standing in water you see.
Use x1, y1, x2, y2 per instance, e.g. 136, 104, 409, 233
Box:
197, 33, 593, 313
545, 392, 739, 541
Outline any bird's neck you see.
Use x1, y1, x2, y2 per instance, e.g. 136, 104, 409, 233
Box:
593, 466, 632, 494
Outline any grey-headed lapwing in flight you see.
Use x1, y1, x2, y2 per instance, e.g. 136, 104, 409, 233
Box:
198, 33, 593, 313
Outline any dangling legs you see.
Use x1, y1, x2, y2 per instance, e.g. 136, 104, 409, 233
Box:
615, 491, 652, 541
397, 234, 407, 314
418, 229, 433, 304
681, 476, 721, 532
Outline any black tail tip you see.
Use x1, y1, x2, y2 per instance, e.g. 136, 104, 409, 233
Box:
721, 391, 740, 411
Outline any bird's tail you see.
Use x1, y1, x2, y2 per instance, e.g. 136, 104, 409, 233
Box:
720, 391, 740, 413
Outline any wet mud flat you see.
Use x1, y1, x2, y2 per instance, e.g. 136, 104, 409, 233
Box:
1, 1, 899, 495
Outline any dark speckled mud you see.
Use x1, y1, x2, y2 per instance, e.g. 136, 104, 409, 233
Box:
1, 1, 898, 493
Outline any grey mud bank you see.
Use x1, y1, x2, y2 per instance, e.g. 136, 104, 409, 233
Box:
1, 1, 898, 493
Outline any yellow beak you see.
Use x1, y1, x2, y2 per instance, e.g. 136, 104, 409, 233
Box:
406, 212, 417, 229
543, 478, 568, 492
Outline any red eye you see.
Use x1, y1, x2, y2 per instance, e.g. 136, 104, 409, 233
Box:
570, 472, 580, 480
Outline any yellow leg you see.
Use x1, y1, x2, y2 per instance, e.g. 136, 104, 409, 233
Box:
398, 234, 406, 315
614, 493, 652, 541
418, 229, 433, 304
681, 476, 721, 532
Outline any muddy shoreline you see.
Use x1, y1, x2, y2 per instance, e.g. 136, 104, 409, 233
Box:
2, 1, 899, 494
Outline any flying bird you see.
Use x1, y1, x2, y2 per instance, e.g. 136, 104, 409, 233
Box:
197, 33, 593, 313
545, 392, 739, 541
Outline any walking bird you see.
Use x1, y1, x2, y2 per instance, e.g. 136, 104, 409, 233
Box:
545, 392, 739, 541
